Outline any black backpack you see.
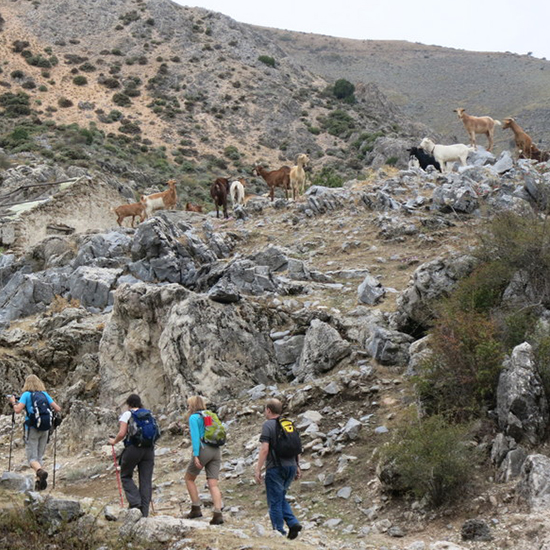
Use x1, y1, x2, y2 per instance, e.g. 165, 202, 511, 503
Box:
272, 417, 302, 460
27, 391, 52, 432
126, 408, 161, 448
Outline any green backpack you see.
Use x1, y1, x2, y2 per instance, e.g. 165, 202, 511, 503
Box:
199, 410, 226, 447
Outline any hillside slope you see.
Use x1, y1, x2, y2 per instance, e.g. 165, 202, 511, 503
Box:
0, 0, 431, 201
260, 28, 550, 150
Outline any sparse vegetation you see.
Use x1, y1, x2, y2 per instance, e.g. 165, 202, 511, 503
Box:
258, 55, 276, 68
382, 414, 478, 507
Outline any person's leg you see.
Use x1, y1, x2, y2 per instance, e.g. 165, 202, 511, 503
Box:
264, 468, 286, 535
137, 447, 154, 517
281, 466, 299, 528
184, 455, 203, 518
26, 429, 48, 489
120, 446, 141, 511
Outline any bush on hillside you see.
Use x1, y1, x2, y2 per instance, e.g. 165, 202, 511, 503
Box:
381, 414, 477, 507
258, 55, 276, 68
318, 109, 356, 138
333, 78, 356, 103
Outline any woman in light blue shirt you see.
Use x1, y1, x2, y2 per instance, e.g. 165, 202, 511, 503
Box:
184, 395, 223, 525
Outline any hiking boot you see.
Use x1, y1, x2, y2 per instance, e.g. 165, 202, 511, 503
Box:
36, 469, 48, 491
186, 505, 202, 519
288, 523, 302, 540
210, 511, 224, 525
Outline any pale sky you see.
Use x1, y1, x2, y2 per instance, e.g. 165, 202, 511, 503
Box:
176, 0, 550, 60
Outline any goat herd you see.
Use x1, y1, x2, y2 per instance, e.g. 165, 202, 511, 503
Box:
114, 110, 548, 226
113, 153, 312, 225
409, 109, 549, 174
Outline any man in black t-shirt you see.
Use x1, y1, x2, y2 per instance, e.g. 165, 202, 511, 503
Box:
254, 398, 302, 540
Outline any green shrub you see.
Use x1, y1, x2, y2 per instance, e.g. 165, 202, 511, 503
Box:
381, 414, 477, 507
79, 62, 96, 72
0, 92, 31, 117
318, 109, 355, 139
386, 156, 398, 166
311, 166, 344, 188
478, 211, 550, 307
112, 93, 131, 107
224, 145, 240, 161
58, 97, 73, 108
73, 75, 88, 86
258, 55, 276, 68
10, 70, 25, 79
25, 54, 52, 68
333, 78, 355, 102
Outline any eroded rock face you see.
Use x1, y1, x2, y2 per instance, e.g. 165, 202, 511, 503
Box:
391, 254, 478, 335
496, 342, 549, 445
98, 282, 286, 408
517, 454, 550, 511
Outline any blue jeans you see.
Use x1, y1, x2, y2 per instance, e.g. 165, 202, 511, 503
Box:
264, 466, 299, 534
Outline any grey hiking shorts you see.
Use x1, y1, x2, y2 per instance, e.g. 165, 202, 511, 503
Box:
186, 444, 221, 479
26, 427, 49, 465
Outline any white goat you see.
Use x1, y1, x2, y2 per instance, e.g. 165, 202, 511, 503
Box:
289, 153, 310, 200
419, 138, 472, 173
229, 177, 246, 208
141, 179, 177, 218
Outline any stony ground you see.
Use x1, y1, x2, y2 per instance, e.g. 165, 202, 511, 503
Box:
1, 166, 546, 549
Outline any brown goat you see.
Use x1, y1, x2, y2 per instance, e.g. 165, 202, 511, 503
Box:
113, 201, 146, 228
454, 108, 501, 152
141, 179, 178, 218
253, 165, 291, 201
210, 177, 230, 218
502, 117, 539, 159
185, 202, 203, 213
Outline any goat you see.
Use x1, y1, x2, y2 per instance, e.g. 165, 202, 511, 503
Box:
229, 177, 246, 208
210, 177, 230, 218
185, 202, 203, 213
113, 201, 146, 228
407, 146, 442, 172
502, 117, 540, 159
454, 108, 501, 152
419, 137, 472, 173
253, 165, 291, 201
141, 179, 178, 218
289, 154, 310, 199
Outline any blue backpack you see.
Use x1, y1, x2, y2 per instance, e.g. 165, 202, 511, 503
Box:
26, 392, 52, 432
126, 408, 161, 448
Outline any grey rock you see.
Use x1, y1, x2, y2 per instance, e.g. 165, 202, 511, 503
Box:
517, 454, 550, 511
343, 418, 362, 440
337, 486, 352, 499
26, 492, 83, 525
69, 266, 121, 309
365, 326, 414, 366
293, 319, 351, 382
496, 342, 549, 445
0, 472, 34, 492
273, 335, 305, 366
461, 518, 493, 541
358, 274, 386, 305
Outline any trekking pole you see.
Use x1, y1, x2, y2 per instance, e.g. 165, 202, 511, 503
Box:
8, 407, 15, 472
111, 444, 124, 507
52, 425, 57, 489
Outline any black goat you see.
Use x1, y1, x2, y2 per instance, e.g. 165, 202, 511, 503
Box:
407, 146, 442, 172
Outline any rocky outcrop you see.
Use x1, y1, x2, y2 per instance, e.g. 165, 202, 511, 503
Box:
391, 254, 478, 335
98, 283, 287, 408
496, 342, 549, 445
